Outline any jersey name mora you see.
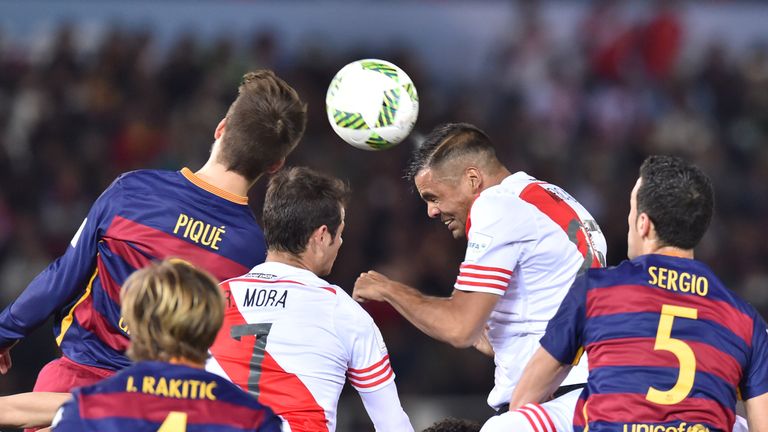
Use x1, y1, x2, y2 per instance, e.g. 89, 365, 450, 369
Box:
242, 288, 287, 308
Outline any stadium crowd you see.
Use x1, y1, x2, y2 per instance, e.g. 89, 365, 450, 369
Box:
0, 0, 766, 424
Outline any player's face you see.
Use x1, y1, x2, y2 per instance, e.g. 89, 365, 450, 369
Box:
320, 207, 345, 276
414, 167, 476, 239
627, 178, 642, 259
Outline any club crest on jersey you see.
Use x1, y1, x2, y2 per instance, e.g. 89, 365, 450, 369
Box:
466, 233, 492, 260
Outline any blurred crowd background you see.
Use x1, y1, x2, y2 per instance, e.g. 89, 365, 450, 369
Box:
0, 0, 767, 429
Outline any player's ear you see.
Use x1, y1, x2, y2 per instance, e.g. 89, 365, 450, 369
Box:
214, 118, 227, 140
266, 158, 286, 174
466, 167, 481, 193
637, 212, 652, 239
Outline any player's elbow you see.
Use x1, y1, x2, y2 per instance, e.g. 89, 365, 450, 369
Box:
443, 328, 477, 349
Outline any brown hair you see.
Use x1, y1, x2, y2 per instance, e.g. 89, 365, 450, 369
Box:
219, 70, 307, 181
263, 166, 350, 255
121, 259, 224, 364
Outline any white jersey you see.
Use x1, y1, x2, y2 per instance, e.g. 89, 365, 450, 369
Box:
455, 172, 607, 409
206, 262, 411, 432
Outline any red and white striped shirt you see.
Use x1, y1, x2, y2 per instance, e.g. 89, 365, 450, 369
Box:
455, 172, 607, 408
207, 262, 411, 432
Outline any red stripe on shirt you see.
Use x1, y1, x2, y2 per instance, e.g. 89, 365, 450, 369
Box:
348, 362, 391, 382
72, 258, 129, 353
105, 216, 248, 282
586, 284, 754, 345
349, 367, 394, 389
455, 280, 507, 292
348, 355, 390, 374
584, 393, 732, 431
458, 271, 511, 283
519, 183, 602, 268
209, 288, 328, 431
516, 407, 541, 432
459, 263, 513, 276
532, 403, 557, 432
586, 336, 742, 386
520, 406, 548, 432
78, 391, 268, 427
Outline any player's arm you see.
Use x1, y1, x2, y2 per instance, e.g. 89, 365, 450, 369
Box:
340, 298, 414, 431
0, 391, 70, 428
359, 383, 414, 432
0, 178, 122, 369
509, 347, 571, 409
745, 393, 768, 432
354, 272, 498, 348
741, 312, 768, 432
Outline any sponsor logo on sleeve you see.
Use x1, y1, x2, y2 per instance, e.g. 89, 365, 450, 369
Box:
466, 232, 492, 260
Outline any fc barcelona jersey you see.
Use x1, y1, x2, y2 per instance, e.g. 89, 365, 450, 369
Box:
541, 254, 768, 432
52, 361, 282, 431
0, 168, 267, 371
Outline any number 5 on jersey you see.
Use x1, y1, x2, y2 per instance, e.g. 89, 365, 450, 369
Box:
646, 304, 698, 405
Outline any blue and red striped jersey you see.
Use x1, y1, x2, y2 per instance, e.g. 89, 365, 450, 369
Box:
541, 254, 768, 432
0, 168, 266, 371
52, 361, 282, 431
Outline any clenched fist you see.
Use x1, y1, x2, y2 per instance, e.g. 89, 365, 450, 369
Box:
352, 270, 392, 303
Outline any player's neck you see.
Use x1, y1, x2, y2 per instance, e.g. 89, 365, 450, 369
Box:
168, 357, 204, 369
650, 245, 694, 259
195, 161, 255, 197
266, 251, 317, 275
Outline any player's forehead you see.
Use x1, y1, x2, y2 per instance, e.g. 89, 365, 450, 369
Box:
414, 167, 450, 197
631, 177, 642, 202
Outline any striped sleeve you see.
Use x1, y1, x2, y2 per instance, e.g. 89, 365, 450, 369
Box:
455, 263, 513, 295
454, 193, 537, 296
338, 294, 396, 393
348, 353, 395, 392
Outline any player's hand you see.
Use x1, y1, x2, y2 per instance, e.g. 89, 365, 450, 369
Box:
353, 270, 390, 303
0, 343, 15, 374
473, 325, 494, 357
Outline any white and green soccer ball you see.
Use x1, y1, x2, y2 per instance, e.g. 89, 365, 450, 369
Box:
326, 59, 419, 151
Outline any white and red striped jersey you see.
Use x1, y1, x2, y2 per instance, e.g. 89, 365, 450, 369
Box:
455, 171, 607, 409
206, 262, 411, 432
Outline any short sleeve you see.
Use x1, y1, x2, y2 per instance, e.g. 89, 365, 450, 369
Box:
337, 296, 395, 393
539, 273, 588, 365
740, 311, 768, 400
454, 195, 536, 296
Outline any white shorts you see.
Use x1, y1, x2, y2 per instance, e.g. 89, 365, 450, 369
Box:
480, 392, 750, 432
480, 388, 581, 432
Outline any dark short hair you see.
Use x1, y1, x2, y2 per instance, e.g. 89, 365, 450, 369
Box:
263, 166, 350, 255
422, 417, 482, 432
219, 70, 307, 182
405, 123, 496, 182
637, 155, 714, 249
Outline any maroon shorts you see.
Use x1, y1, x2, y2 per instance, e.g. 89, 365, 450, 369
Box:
25, 356, 115, 431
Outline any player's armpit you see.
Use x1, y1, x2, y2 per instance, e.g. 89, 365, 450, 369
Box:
473, 325, 495, 357
745, 392, 768, 432
0, 391, 71, 428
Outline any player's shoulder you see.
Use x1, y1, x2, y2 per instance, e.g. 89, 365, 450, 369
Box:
475, 172, 544, 213
109, 169, 179, 194
577, 258, 644, 288
333, 285, 376, 328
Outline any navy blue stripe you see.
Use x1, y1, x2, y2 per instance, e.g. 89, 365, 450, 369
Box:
584, 312, 749, 366
589, 366, 736, 407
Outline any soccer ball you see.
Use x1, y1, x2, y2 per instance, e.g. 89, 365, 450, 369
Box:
326, 59, 419, 151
